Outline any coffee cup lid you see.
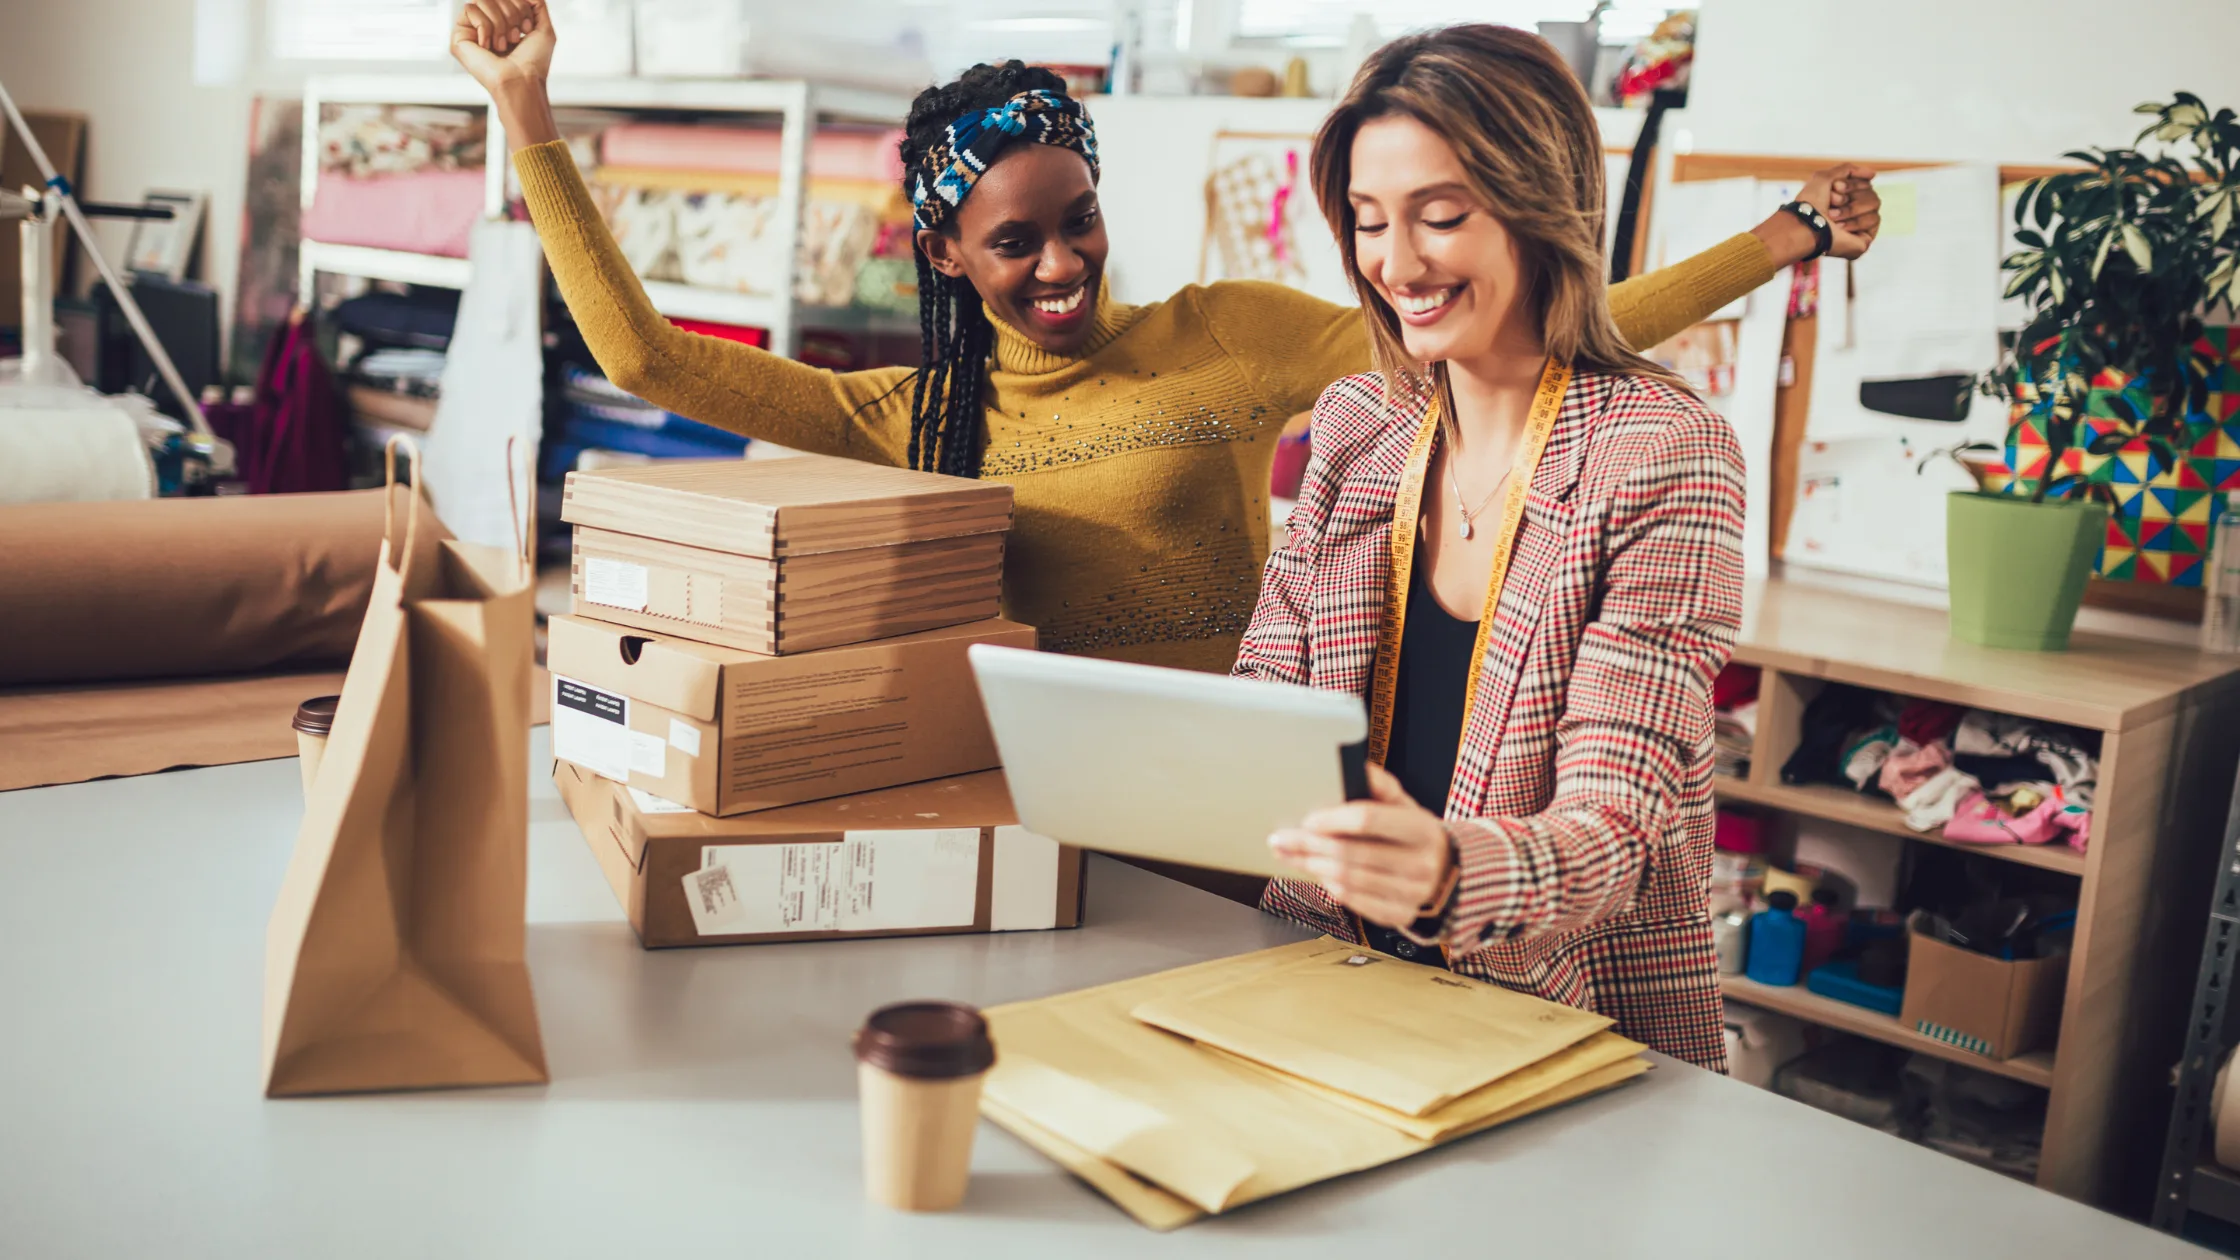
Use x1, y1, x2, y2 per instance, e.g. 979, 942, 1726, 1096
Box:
852, 1001, 995, 1079
292, 695, 341, 736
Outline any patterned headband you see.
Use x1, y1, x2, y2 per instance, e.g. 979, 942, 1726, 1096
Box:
910, 89, 1100, 231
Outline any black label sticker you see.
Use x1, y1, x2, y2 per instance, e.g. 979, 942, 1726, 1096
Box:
557, 678, 626, 723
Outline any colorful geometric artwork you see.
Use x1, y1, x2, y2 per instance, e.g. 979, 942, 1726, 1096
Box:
1980, 326, 2240, 586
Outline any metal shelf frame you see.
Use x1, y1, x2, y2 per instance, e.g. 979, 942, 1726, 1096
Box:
2152, 765, 2240, 1233
295, 72, 910, 358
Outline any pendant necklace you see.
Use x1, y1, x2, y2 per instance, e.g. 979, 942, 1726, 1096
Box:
1438, 411, 1508, 540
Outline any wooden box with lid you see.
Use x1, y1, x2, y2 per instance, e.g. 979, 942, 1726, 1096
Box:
562, 455, 1014, 655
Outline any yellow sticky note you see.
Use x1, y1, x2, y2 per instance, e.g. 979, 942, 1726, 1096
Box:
1880, 180, 1918, 237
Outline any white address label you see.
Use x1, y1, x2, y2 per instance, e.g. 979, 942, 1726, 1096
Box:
583, 556, 650, 612
687, 829, 981, 936
552, 674, 631, 782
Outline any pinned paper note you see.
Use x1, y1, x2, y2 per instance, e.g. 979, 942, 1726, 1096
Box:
1879, 179, 1918, 238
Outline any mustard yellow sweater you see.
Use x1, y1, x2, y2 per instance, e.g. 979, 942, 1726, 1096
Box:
515, 141, 1777, 673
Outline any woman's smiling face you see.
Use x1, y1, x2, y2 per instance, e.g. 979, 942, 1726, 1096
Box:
1346, 112, 1532, 368
917, 144, 1109, 356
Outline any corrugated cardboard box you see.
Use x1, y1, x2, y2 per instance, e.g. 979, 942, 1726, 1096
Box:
547, 613, 1033, 815
562, 455, 1013, 654
555, 760, 1086, 948
1899, 930, 2069, 1061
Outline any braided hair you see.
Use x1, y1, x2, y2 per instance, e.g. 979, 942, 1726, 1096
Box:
896, 62, 1083, 478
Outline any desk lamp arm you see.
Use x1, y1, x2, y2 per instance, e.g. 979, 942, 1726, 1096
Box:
0, 75, 215, 442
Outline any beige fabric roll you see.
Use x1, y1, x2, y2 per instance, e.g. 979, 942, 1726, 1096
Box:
0, 489, 407, 686
2215, 1045, 2240, 1171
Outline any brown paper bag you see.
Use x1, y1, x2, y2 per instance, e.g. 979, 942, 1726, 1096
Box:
262, 438, 547, 1097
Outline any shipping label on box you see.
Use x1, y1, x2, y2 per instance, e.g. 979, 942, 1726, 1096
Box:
556, 761, 1084, 948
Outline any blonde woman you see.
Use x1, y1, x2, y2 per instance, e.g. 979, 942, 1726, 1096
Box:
454, 0, 1877, 678
1242, 25, 1789, 1068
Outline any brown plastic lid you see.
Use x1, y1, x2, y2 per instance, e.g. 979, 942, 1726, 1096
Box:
852, 1001, 995, 1079
292, 695, 341, 737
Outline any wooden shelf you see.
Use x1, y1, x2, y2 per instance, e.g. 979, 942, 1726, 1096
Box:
1734, 578, 2240, 732
1713, 775, 2088, 876
1722, 974, 2056, 1088
301, 241, 471, 290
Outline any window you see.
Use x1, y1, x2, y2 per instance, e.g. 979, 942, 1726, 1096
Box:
1233, 1, 1680, 47
268, 0, 452, 62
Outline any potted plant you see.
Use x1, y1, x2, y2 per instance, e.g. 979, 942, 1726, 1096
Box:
1957, 93, 2240, 650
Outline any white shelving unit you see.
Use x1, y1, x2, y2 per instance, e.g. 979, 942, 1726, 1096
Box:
296, 72, 912, 357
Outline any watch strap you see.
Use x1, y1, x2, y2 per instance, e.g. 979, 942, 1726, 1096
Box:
1780, 199, 1834, 261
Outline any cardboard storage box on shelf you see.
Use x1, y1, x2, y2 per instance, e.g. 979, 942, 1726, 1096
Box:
562, 454, 1013, 654
1899, 930, 2069, 1061
547, 612, 1033, 815
555, 760, 1086, 948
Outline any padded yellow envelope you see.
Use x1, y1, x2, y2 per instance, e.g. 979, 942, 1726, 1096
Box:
1130, 937, 1612, 1116
979, 938, 1648, 1229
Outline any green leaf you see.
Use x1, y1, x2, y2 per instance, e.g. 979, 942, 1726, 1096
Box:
2049, 267, 2068, 305
2217, 195, 2237, 242
2015, 228, 2046, 249
2092, 230, 2115, 281
2121, 223, 2154, 271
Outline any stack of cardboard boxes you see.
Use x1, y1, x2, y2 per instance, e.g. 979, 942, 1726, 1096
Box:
547, 455, 1084, 948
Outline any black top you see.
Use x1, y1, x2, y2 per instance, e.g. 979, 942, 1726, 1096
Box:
1360, 546, 1478, 969
1383, 550, 1479, 817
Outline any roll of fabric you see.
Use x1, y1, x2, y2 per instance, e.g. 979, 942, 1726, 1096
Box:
0, 488, 407, 686
598, 124, 904, 182
2216, 1045, 2240, 1171
0, 402, 155, 505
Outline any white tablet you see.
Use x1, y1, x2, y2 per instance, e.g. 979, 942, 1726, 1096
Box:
968, 644, 1369, 879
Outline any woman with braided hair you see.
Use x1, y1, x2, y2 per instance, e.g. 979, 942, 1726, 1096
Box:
452, 1, 1881, 676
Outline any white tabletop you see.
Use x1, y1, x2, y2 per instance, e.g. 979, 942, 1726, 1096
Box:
0, 730, 2206, 1258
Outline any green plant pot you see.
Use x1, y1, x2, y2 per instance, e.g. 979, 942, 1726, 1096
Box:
1946, 492, 2109, 651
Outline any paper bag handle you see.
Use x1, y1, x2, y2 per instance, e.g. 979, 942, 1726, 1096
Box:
504, 434, 532, 577
382, 434, 424, 581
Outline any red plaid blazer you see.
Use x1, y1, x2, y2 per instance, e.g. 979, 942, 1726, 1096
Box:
1235, 368, 1745, 1071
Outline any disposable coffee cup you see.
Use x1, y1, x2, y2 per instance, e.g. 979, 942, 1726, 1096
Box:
292, 696, 340, 797
853, 1001, 996, 1212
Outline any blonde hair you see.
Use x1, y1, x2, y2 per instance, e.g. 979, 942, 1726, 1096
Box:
1311, 23, 1679, 410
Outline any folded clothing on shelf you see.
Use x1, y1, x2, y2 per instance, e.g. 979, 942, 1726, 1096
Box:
1942, 787, 2090, 850
331, 291, 459, 351
302, 167, 485, 259
1713, 663, 1759, 780
599, 123, 905, 182
319, 103, 487, 177
1782, 685, 2098, 846
541, 364, 748, 479
351, 347, 446, 399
